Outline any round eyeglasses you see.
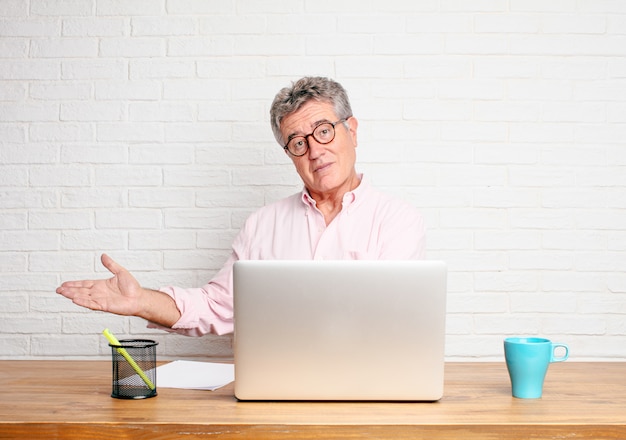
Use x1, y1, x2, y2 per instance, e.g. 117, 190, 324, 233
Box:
283, 118, 349, 157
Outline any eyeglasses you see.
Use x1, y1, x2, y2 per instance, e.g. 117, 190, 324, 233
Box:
283, 118, 349, 157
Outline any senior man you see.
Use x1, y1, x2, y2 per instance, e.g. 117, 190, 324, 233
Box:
56, 76, 425, 336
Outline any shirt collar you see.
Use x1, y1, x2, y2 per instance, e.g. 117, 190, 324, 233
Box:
300, 173, 368, 209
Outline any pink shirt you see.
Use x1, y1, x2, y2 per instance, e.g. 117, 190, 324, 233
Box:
153, 175, 425, 336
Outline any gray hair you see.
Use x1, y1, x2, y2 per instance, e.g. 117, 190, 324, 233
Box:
270, 76, 353, 146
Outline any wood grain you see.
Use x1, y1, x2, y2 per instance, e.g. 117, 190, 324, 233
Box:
0, 361, 624, 439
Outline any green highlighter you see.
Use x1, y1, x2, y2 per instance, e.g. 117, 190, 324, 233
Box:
103, 328, 156, 390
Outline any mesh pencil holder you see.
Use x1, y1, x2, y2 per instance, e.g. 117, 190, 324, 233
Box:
109, 339, 158, 399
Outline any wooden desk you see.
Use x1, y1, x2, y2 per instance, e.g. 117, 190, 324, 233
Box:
0, 361, 624, 439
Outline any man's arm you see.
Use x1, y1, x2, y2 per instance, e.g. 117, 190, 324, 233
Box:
56, 253, 181, 328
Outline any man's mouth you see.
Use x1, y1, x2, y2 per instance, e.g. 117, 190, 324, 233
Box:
313, 162, 332, 173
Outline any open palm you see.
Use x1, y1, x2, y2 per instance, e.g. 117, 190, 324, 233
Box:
56, 254, 143, 316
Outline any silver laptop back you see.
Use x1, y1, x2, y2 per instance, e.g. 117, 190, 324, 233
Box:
233, 260, 447, 401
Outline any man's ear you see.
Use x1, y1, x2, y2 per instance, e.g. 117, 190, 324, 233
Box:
347, 116, 358, 147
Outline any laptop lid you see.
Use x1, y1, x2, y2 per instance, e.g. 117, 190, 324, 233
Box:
233, 260, 447, 401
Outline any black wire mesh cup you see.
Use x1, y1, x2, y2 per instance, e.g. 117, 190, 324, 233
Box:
109, 339, 158, 399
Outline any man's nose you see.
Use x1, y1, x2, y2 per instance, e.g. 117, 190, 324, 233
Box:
306, 135, 325, 159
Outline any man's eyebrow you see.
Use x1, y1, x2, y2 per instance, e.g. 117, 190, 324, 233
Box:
286, 118, 332, 141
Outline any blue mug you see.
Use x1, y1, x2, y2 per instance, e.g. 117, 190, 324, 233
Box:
504, 337, 569, 399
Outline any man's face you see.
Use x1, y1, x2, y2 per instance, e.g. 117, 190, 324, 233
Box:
280, 100, 359, 201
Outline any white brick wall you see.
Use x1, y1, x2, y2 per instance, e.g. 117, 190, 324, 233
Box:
1, 1, 625, 361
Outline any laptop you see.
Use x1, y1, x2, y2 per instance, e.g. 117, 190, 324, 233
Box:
233, 259, 447, 401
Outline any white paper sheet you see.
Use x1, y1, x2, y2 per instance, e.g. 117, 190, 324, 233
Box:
155, 360, 234, 391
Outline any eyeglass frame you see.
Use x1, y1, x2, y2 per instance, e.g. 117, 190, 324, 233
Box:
282, 117, 351, 157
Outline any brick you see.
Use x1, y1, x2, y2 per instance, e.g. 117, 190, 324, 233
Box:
196, 188, 264, 208
166, 0, 232, 15
128, 102, 194, 122
163, 250, 229, 270
510, 292, 577, 313
60, 102, 125, 121
165, 122, 231, 143
129, 230, 195, 250
0, 273, 57, 291
95, 81, 161, 100
0, 102, 58, 122
95, 209, 162, 229
0, 81, 26, 100
445, 35, 508, 54
167, 36, 233, 57
0, 38, 28, 57
30, 38, 98, 58
0, 19, 59, 37
509, 209, 576, 229
475, 230, 541, 250
29, 122, 94, 142
29, 165, 91, 187
62, 60, 127, 80
29, 81, 92, 100
0, 189, 56, 209
575, 251, 626, 272
442, 0, 506, 12
0, 212, 26, 230
475, 101, 540, 122
197, 230, 237, 250
407, 14, 471, 33
60, 188, 125, 208
542, 272, 606, 292
404, 100, 470, 121
131, 16, 196, 36
475, 271, 539, 292
129, 188, 195, 208
0, 252, 26, 271
99, 37, 165, 58
542, 317, 606, 335
0, 315, 61, 333
0, 0, 28, 16
98, 251, 161, 271
608, 15, 626, 35
61, 230, 126, 250
0, 335, 29, 356
474, 14, 540, 33
130, 60, 195, 79
96, 0, 164, 16
31, 335, 100, 356
29, 210, 92, 230
0, 166, 27, 186
62, 314, 127, 334
162, 79, 230, 100
130, 145, 194, 164
62, 17, 126, 36
61, 144, 127, 164
474, 315, 540, 335
198, 59, 266, 81
29, 251, 93, 272
543, 230, 607, 251
0, 231, 59, 251
97, 123, 164, 142
0, 60, 60, 80
31, 0, 94, 16
164, 209, 230, 229
542, 14, 606, 34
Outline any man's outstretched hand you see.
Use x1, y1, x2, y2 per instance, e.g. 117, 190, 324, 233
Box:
56, 254, 144, 316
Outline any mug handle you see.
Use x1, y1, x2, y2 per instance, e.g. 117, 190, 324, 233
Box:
550, 343, 569, 362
